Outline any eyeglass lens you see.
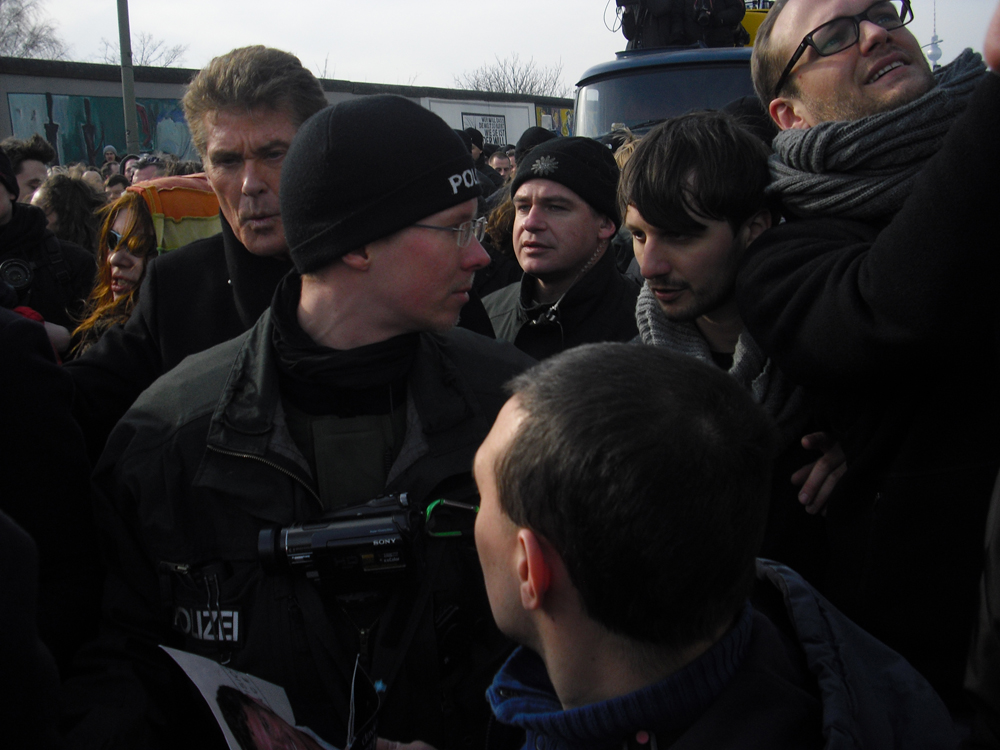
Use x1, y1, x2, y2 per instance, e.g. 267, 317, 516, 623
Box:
813, 1, 908, 56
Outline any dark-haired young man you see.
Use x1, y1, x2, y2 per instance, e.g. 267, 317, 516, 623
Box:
472, 343, 956, 749
0, 133, 55, 204
740, 0, 1000, 708
620, 111, 841, 528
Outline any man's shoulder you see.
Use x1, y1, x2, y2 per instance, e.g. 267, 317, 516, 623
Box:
428, 327, 535, 391
121, 331, 249, 438
53, 236, 96, 268
482, 282, 521, 314
750, 560, 957, 748
147, 233, 227, 279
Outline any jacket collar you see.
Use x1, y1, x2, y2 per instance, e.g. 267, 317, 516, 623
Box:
517, 247, 619, 325
199, 306, 483, 511
219, 214, 294, 330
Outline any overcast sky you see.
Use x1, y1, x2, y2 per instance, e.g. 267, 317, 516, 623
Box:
45, 0, 997, 93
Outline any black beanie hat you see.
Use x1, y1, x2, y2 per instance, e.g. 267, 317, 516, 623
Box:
514, 126, 558, 164
464, 127, 484, 150
282, 95, 482, 274
0, 150, 19, 200
511, 137, 621, 230
453, 129, 473, 153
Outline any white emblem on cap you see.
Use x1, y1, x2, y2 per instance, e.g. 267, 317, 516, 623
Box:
531, 156, 558, 176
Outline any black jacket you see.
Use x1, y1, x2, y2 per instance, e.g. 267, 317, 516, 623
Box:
483, 248, 640, 360
0, 202, 95, 329
62, 310, 535, 750
736, 73, 1000, 709
0, 307, 100, 676
66, 217, 495, 460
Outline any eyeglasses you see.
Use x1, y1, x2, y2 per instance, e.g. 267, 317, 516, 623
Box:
772, 0, 914, 99
412, 216, 488, 247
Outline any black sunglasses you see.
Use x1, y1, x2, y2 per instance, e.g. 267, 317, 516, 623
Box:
773, 0, 914, 99
107, 229, 153, 258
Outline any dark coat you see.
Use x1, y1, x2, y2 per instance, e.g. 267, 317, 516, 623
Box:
0, 202, 95, 329
0, 511, 64, 750
736, 73, 1000, 709
967, 472, 1000, 749
0, 307, 100, 675
487, 561, 958, 750
483, 248, 640, 361
62, 310, 535, 750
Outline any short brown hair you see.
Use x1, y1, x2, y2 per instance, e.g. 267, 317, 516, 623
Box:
618, 110, 771, 236
750, 0, 794, 106
496, 344, 776, 648
182, 46, 327, 157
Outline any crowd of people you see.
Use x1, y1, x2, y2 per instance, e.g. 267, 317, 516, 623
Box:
2, 0, 999, 748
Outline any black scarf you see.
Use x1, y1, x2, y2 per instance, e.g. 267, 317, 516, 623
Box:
270, 272, 417, 416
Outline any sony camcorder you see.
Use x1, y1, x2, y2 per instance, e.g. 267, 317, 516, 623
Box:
258, 493, 416, 593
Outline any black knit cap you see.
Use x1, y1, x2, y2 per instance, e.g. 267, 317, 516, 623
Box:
281, 95, 482, 274
514, 126, 558, 163
511, 136, 621, 230
0, 150, 19, 200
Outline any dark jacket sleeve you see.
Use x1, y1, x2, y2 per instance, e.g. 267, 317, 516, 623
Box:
61, 425, 213, 750
736, 73, 1000, 390
968, 474, 1000, 750
65, 259, 167, 464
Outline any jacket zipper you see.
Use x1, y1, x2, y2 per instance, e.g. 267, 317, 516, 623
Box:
206, 444, 322, 506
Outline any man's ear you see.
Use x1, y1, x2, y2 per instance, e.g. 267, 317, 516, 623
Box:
516, 529, 552, 611
597, 214, 617, 242
769, 97, 811, 131
341, 247, 371, 271
739, 207, 773, 249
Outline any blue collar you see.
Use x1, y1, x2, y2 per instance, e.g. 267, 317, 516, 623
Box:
487, 603, 754, 749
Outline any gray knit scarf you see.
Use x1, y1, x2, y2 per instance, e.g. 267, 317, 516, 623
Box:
769, 49, 986, 221
636, 284, 807, 441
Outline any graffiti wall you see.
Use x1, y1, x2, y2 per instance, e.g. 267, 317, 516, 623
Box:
535, 106, 574, 136
7, 92, 196, 166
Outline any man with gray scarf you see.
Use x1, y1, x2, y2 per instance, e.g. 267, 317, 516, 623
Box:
738, 0, 1000, 719
621, 111, 841, 590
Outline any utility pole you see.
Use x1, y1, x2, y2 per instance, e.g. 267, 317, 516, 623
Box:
117, 0, 140, 154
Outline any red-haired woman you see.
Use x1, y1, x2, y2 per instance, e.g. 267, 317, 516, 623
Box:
70, 192, 156, 357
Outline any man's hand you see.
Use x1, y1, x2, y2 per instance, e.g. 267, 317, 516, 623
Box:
987, 1, 1000, 72
790, 432, 847, 516
376, 740, 437, 750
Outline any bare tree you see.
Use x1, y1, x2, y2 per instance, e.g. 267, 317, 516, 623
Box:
98, 31, 187, 67
0, 0, 68, 59
455, 54, 569, 98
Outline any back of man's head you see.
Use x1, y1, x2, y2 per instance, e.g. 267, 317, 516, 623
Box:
182, 46, 327, 158
496, 343, 776, 647
619, 111, 771, 235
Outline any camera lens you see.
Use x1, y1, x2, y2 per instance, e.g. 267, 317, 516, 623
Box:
0, 259, 33, 291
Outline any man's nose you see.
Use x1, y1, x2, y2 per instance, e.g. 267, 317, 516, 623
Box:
858, 18, 892, 54
638, 240, 672, 279
464, 237, 491, 272
242, 160, 268, 195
